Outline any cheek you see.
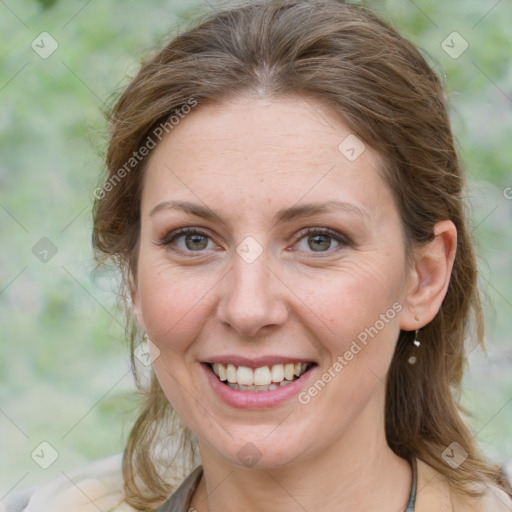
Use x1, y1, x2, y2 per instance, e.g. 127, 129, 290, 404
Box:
291, 262, 404, 394
137, 260, 213, 347
299, 273, 402, 423
293, 260, 403, 334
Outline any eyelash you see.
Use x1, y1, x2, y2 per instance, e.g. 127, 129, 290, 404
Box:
159, 226, 350, 257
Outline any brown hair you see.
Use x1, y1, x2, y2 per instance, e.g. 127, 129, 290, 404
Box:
92, 0, 512, 509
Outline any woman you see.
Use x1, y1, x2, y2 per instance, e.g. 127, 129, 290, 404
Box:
5, 1, 511, 511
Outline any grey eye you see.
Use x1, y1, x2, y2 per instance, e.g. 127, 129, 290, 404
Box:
181, 233, 209, 251
295, 230, 342, 253
307, 234, 333, 252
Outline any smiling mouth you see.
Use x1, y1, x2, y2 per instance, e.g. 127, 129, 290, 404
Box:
207, 362, 316, 392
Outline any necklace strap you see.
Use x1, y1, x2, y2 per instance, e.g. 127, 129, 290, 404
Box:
405, 456, 418, 512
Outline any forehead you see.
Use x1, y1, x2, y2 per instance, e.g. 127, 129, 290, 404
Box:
142, 94, 394, 224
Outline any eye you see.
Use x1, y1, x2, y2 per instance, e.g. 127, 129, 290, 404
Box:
292, 227, 348, 255
160, 227, 215, 254
159, 226, 349, 257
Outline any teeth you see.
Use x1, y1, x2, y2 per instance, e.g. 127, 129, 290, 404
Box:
237, 366, 253, 385
253, 366, 271, 385
226, 380, 294, 392
226, 364, 237, 383
284, 363, 295, 381
218, 364, 227, 382
211, 362, 311, 388
270, 364, 284, 383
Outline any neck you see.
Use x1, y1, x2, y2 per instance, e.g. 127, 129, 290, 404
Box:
190, 388, 413, 512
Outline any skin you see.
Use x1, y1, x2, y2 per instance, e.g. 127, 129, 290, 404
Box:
132, 94, 457, 512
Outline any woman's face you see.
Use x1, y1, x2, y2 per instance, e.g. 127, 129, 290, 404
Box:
133, 94, 414, 469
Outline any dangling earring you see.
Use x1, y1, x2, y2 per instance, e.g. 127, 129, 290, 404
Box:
408, 316, 421, 365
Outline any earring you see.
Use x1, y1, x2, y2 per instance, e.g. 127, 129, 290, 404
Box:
408, 325, 421, 365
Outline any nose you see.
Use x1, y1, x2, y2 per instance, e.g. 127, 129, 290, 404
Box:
215, 247, 289, 338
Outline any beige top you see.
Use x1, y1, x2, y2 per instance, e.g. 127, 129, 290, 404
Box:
2, 453, 511, 512
414, 458, 512, 512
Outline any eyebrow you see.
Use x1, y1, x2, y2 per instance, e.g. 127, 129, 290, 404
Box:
149, 199, 370, 224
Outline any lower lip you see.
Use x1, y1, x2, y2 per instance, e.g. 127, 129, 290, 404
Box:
202, 363, 316, 409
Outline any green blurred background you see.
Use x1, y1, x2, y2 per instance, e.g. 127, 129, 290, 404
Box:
1, 0, 511, 498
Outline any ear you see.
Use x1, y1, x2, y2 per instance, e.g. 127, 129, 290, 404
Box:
129, 271, 146, 331
400, 220, 457, 331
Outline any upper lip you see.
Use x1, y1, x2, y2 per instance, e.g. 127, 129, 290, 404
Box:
204, 355, 317, 368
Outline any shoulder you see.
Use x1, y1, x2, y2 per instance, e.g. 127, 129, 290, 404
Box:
0, 454, 137, 512
451, 482, 512, 512
415, 457, 512, 512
